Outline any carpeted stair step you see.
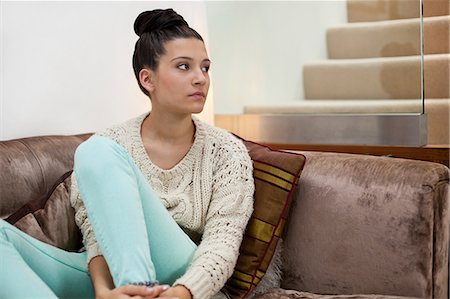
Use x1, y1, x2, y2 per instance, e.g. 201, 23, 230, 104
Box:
347, 0, 449, 22
245, 99, 423, 114
244, 99, 450, 146
327, 16, 449, 59
303, 54, 449, 99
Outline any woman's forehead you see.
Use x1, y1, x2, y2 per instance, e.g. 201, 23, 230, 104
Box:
163, 38, 209, 61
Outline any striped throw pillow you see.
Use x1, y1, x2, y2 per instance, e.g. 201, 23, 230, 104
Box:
224, 138, 306, 298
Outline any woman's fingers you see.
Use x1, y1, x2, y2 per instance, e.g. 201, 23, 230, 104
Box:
118, 284, 171, 298
119, 285, 155, 296
153, 285, 171, 295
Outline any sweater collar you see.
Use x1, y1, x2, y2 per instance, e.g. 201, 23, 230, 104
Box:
131, 112, 206, 175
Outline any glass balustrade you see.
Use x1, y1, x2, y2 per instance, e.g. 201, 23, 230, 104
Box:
208, 0, 448, 146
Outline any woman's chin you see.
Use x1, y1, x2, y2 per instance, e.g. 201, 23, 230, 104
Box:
190, 103, 206, 114
191, 107, 205, 114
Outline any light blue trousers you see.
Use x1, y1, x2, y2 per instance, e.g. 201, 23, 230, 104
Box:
0, 135, 197, 298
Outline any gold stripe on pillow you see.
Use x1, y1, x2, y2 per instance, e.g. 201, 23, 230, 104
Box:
228, 278, 253, 290
233, 270, 261, 284
246, 218, 276, 243
256, 270, 266, 279
274, 218, 286, 237
253, 161, 296, 182
254, 170, 292, 191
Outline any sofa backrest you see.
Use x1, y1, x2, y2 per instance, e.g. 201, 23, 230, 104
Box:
282, 151, 449, 299
1, 135, 449, 298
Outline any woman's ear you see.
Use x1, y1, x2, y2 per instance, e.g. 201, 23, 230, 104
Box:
139, 68, 156, 93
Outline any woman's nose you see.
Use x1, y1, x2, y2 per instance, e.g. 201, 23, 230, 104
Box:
193, 69, 207, 85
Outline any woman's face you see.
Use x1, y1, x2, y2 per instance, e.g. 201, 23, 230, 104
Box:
145, 38, 211, 116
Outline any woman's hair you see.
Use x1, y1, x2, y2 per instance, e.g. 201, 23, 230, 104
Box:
132, 9, 204, 96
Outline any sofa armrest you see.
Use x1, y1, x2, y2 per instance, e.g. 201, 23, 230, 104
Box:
281, 151, 449, 299
0, 135, 90, 219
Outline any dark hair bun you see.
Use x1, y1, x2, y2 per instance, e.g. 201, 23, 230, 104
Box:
134, 9, 189, 37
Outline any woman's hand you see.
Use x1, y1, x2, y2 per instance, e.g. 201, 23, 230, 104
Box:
159, 285, 192, 299
96, 284, 173, 299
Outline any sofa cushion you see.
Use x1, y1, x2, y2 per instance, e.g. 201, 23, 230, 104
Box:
5, 170, 82, 251
224, 139, 306, 298
251, 288, 421, 299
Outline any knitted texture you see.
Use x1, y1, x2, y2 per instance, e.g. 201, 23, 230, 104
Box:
70, 112, 255, 299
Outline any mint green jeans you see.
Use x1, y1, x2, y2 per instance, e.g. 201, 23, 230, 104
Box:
0, 135, 197, 298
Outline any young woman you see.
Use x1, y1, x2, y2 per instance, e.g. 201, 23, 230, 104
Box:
0, 8, 254, 299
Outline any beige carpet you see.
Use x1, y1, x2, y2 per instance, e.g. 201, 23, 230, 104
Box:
303, 54, 449, 99
347, 0, 449, 22
327, 16, 449, 59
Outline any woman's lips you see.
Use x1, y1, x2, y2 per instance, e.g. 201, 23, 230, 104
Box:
189, 92, 206, 99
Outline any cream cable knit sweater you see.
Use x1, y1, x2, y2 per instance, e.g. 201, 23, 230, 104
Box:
70, 112, 255, 299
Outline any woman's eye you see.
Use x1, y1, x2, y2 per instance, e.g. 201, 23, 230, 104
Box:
202, 65, 210, 72
178, 64, 189, 70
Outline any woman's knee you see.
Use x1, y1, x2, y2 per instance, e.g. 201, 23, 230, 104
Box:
74, 136, 129, 174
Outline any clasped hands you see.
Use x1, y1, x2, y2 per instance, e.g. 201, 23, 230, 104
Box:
97, 284, 192, 299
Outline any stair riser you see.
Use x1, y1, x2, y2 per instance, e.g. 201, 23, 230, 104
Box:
303, 55, 449, 99
327, 16, 449, 58
347, 0, 449, 22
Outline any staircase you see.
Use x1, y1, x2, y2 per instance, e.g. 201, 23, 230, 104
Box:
244, 0, 449, 146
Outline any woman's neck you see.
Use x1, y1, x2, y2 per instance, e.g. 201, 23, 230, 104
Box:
141, 110, 195, 145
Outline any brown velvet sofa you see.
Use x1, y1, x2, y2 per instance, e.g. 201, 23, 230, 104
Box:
0, 134, 449, 299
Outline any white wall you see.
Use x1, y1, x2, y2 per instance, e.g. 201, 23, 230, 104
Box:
1, 1, 346, 139
1, 1, 212, 140
206, 1, 347, 114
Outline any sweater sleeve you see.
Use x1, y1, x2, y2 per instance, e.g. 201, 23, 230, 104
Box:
174, 138, 255, 299
70, 171, 103, 268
